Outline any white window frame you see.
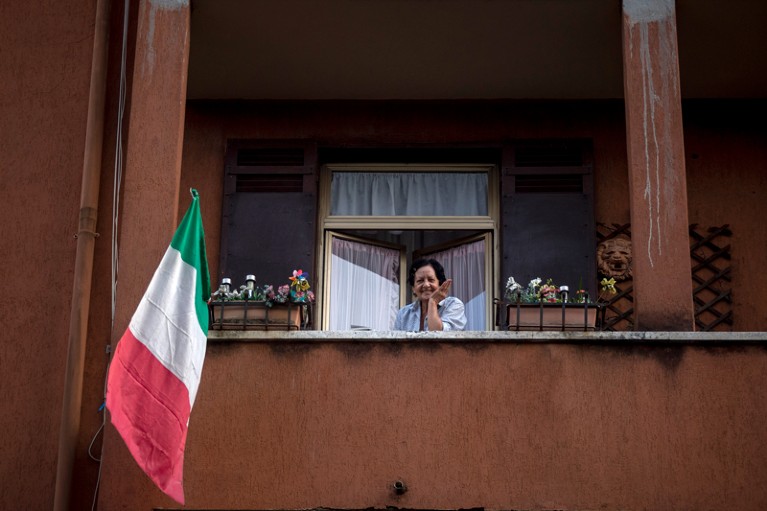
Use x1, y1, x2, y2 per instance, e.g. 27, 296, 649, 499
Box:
316, 163, 500, 330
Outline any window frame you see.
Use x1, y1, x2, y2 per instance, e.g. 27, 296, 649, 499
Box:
322, 231, 407, 330
316, 163, 500, 330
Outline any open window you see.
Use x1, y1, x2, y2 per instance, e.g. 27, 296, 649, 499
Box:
325, 233, 404, 331
414, 233, 491, 331
317, 164, 499, 331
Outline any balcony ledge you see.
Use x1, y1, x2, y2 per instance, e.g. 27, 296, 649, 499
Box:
208, 330, 767, 344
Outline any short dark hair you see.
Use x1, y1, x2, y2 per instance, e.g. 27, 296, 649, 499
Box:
408, 258, 446, 287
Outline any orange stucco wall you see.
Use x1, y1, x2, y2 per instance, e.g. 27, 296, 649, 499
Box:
683, 102, 767, 332
88, 100, 762, 511
99, 338, 767, 510
3, 1, 766, 508
0, 0, 96, 509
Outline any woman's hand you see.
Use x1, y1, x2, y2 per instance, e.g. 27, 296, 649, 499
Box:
424, 279, 452, 331
430, 278, 452, 304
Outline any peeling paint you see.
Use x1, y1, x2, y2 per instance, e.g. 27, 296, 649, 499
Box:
146, 4, 157, 74
143, 0, 189, 76
623, 0, 673, 24
627, 0, 681, 268
151, 0, 188, 9
634, 23, 663, 267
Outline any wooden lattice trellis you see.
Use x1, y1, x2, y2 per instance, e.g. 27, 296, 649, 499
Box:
690, 224, 733, 331
595, 223, 732, 331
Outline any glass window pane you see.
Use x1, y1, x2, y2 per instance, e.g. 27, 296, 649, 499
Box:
331, 172, 488, 216
419, 238, 487, 331
328, 236, 401, 330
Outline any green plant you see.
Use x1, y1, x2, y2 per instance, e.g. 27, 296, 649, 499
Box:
504, 276, 617, 304
212, 269, 315, 307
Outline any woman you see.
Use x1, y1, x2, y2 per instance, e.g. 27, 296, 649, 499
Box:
393, 258, 467, 331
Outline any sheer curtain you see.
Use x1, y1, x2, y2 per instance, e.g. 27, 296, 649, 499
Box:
331, 172, 488, 216
329, 237, 400, 331
426, 239, 486, 330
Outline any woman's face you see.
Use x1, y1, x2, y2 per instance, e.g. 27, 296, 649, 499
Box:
413, 265, 440, 302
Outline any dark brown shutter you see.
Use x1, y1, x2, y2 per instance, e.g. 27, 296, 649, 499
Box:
501, 140, 596, 296
220, 140, 317, 294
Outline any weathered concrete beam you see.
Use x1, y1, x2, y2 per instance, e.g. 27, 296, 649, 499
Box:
622, 0, 694, 330
99, 0, 192, 507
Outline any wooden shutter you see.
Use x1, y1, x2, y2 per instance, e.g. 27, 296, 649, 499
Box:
220, 140, 317, 293
501, 140, 596, 297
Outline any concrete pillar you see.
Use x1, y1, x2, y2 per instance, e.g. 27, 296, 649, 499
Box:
621, 0, 694, 331
99, 0, 191, 506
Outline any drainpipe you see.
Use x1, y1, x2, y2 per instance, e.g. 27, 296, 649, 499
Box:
53, 0, 111, 509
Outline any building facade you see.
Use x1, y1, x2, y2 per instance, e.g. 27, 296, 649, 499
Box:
1, 1, 766, 510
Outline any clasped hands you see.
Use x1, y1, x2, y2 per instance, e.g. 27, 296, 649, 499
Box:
429, 278, 453, 305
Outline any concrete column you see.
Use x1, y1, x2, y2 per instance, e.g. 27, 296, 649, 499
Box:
99, 0, 191, 506
621, 0, 694, 331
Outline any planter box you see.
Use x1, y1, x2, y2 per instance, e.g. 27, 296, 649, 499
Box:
495, 300, 601, 331
209, 301, 310, 331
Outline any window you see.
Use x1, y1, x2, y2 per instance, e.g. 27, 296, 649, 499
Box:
318, 164, 499, 331
326, 233, 403, 331
331, 171, 488, 216
414, 234, 490, 331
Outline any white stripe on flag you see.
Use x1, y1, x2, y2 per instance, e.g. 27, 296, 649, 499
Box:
129, 247, 207, 406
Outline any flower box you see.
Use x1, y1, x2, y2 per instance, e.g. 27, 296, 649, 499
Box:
209, 300, 311, 331
495, 300, 601, 331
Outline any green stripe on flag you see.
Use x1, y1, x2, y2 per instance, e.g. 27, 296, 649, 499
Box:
170, 190, 211, 331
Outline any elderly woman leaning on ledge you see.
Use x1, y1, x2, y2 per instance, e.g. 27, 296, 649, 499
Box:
393, 258, 467, 331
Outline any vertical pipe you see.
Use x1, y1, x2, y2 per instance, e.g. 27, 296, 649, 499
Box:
53, 0, 111, 509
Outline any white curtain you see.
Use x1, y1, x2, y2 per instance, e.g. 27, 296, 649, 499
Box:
329, 237, 400, 331
426, 239, 486, 330
331, 172, 488, 216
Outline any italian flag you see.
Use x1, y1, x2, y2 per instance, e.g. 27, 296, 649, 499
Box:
106, 190, 210, 505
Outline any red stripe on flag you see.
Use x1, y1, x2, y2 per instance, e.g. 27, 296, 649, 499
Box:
107, 329, 191, 504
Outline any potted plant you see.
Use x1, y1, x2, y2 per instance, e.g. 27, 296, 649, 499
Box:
209, 270, 315, 330
496, 277, 614, 331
